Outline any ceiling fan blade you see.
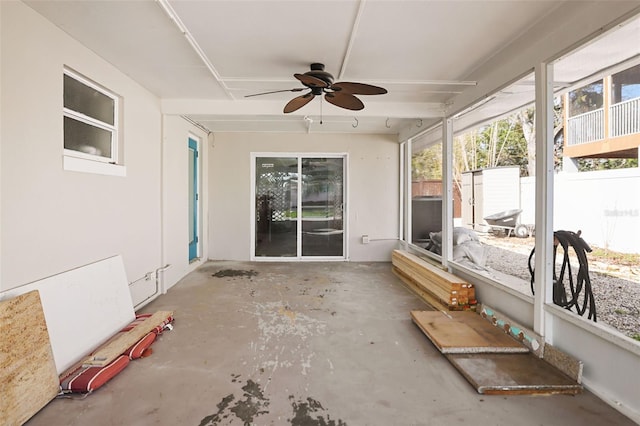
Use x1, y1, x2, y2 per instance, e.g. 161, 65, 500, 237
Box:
324, 92, 364, 111
283, 93, 315, 113
245, 88, 306, 98
294, 73, 329, 89
331, 82, 387, 95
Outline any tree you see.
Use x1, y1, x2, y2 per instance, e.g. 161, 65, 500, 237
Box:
411, 144, 442, 180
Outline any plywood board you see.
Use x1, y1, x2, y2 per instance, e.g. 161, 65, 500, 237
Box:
411, 310, 528, 353
446, 353, 582, 395
0, 255, 135, 374
84, 310, 174, 367
0, 291, 59, 425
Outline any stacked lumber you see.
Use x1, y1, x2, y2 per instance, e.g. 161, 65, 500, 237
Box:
392, 250, 476, 310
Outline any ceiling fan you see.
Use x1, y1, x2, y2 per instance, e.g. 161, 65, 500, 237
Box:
245, 63, 387, 113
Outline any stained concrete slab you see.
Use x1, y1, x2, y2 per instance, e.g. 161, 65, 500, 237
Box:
25, 261, 635, 425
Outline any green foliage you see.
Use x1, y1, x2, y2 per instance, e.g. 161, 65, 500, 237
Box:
589, 247, 640, 266
411, 143, 442, 180
577, 158, 639, 172
454, 115, 528, 177
568, 81, 604, 116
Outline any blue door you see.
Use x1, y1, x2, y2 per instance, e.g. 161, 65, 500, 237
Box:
188, 138, 198, 261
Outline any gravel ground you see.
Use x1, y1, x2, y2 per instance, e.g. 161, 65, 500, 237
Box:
480, 236, 640, 340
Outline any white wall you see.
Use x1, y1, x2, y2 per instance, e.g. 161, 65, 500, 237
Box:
161, 116, 209, 291
0, 2, 162, 291
208, 132, 399, 261
550, 308, 640, 423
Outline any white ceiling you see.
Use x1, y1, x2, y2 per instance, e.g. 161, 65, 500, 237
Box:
23, 0, 640, 136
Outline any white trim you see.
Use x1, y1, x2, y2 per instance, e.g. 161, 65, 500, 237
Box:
63, 155, 126, 177
399, 142, 405, 242
441, 118, 454, 269
582, 377, 640, 424
405, 138, 413, 246
534, 63, 554, 338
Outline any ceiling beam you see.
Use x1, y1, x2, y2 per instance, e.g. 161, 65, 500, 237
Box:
161, 99, 446, 118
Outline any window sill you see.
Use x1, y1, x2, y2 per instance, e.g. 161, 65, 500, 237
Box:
64, 156, 126, 177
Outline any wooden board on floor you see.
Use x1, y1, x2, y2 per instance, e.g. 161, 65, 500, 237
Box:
0, 290, 59, 425
411, 310, 528, 354
0, 255, 135, 374
83, 310, 174, 367
446, 353, 583, 395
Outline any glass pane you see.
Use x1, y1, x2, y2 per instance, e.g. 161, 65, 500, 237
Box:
611, 63, 640, 103
64, 116, 113, 158
255, 157, 298, 257
301, 157, 344, 257
411, 132, 443, 252
452, 72, 537, 295
64, 74, 115, 125
568, 80, 603, 117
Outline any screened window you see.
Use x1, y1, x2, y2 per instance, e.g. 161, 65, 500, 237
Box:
63, 70, 118, 163
567, 80, 603, 117
611, 63, 640, 104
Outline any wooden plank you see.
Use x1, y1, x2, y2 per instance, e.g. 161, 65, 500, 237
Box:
83, 310, 174, 367
411, 310, 529, 353
393, 267, 445, 311
393, 267, 458, 310
446, 353, 582, 395
0, 290, 59, 426
393, 250, 467, 285
392, 250, 476, 310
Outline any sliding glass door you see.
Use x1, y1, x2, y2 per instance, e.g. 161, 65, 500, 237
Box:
253, 154, 345, 259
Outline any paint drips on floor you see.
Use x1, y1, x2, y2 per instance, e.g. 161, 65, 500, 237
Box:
199, 378, 346, 426
199, 379, 269, 426
289, 396, 347, 426
212, 269, 258, 278
198, 393, 236, 426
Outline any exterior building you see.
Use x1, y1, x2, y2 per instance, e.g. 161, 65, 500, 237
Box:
563, 63, 640, 166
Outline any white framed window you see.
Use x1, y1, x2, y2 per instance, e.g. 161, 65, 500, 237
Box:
63, 68, 119, 165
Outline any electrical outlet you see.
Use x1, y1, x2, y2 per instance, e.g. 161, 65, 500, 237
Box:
362, 235, 370, 244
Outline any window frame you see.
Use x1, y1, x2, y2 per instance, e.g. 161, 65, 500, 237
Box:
63, 68, 119, 164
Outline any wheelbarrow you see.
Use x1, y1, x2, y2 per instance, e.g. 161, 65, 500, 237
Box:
483, 209, 530, 237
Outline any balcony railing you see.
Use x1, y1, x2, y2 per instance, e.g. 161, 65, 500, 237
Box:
567, 108, 604, 146
610, 97, 640, 138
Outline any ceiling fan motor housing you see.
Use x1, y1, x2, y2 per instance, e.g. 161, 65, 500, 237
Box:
306, 63, 334, 87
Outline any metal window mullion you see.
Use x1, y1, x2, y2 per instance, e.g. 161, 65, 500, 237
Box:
297, 156, 302, 259
63, 108, 116, 132
405, 138, 412, 247
534, 63, 555, 338
441, 118, 454, 270
399, 142, 405, 243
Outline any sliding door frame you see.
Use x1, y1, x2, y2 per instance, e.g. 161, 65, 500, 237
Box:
250, 152, 349, 261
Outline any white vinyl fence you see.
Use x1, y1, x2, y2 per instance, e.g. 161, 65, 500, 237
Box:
520, 167, 640, 253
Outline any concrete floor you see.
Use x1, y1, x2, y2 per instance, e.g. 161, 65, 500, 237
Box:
27, 261, 635, 426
